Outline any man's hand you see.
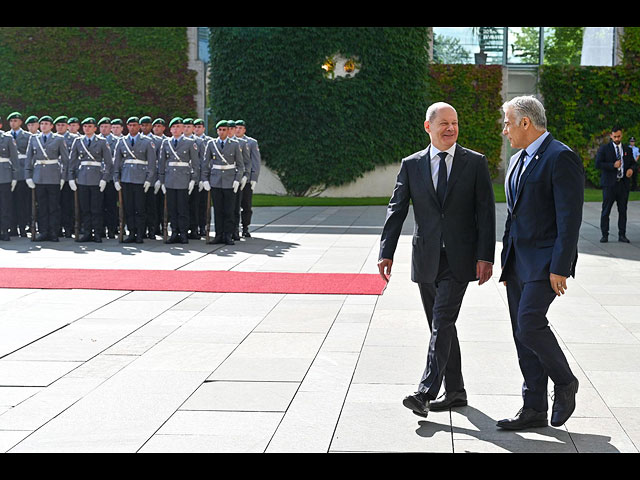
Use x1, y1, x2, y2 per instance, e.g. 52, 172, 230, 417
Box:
614, 160, 622, 168
626, 168, 634, 178
476, 261, 493, 286
378, 258, 393, 283
550, 273, 568, 296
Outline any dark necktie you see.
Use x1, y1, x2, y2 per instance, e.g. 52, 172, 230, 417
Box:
436, 152, 448, 207
43, 135, 47, 144
616, 144, 623, 179
173, 139, 177, 149
87, 138, 91, 148
511, 149, 527, 206
12, 131, 16, 140
130, 137, 135, 147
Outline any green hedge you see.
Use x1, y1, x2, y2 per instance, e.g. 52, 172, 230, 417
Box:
426, 65, 504, 177
209, 27, 431, 196
0, 27, 197, 122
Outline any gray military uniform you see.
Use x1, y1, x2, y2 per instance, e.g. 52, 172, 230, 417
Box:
201, 137, 243, 188
25, 132, 69, 184
0, 133, 19, 184
244, 135, 262, 182
158, 135, 200, 190
8, 129, 30, 181
69, 135, 113, 186
113, 134, 157, 185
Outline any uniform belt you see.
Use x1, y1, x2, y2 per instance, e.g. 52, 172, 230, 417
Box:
0, 157, 11, 163
80, 161, 103, 167
124, 159, 148, 165
35, 160, 60, 165
211, 164, 236, 170
167, 161, 191, 167
18, 154, 27, 159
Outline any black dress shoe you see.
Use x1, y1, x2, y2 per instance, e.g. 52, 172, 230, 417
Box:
107, 230, 116, 239
497, 408, 547, 430
232, 231, 240, 241
50, 235, 59, 242
135, 236, 144, 244
224, 233, 235, 245
429, 390, 468, 412
402, 391, 431, 418
180, 234, 189, 244
64, 230, 73, 238
0, 233, 10, 241
123, 235, 136, 243
77, 233, 92, 243
93, 234, 102, 243
166, 232, 178, 244
188, 231, 199, 240
209, 235, 223, 244
35, 233, 49, 242
619, 235, 630, 243
551, 378, 579, 427
242, 230, 251, 238
600, 236, 608, 243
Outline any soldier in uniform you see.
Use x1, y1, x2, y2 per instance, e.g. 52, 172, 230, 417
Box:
25, 115, 70, 242
112, 116, 156, 243
55, 116, 78, 238
157, 117, 199, 244
139, 115, 161, 239
0, 125, 19, 241
201, 120, 242, 245
152, 118, 168, 236
225, 120, 250, 240
7, 112, 32, 238
68, 117, 81, 136
183, 117, 205, 239
194, 118, 212, 237
25, 116, 40, 135
68, 117, 113, 243
235, 120, 262, 238
97, 118, 117, 239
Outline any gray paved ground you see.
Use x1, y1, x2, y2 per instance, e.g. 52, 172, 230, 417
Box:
0, 201, 638, 453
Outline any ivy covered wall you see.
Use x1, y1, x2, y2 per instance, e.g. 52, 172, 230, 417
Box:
0, 27, 198, 122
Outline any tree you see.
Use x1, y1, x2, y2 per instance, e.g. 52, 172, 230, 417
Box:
432, 34, 472, 64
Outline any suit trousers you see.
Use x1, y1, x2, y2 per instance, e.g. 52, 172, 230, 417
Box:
60, 182, 74, 234
11, 180, 31, 233
35, 184, 61, 236
166, 188, 189, 235
78, 185, 103, 234
211, 187, 235, 236
241, 186, 254, 231
504, 250, 576, 412
122, 182, 146, 238
0, 183, 12, 233
102, 181, 118, 234
417, 250, 469, 400
600, 180, 629, 236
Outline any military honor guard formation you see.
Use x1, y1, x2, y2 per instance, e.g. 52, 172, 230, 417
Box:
0, 113, 261, 245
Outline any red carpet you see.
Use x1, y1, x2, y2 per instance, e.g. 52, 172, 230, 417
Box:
0, 268, 387, 295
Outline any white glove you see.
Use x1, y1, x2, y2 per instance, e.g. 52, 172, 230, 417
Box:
11, 180, 17, 192
233, 180, 239, 193
154, 180, 161, 194
60, 179, 65, 190
240, 176, 247, 190
143, 181, 151, 193
69, 179, 77, 191
203, 180, 211, 191
26, 178, 35, 189
161, 184, 166, 194
188, 180, 195, 195
99, 180, 107, 192
114, 181, 121, 192
251, 180, 256, 191
198, 181, 203, 192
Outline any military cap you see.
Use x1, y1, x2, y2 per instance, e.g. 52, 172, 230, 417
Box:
216, 120, 229, 129
25, 115, 39, 124
53, 116, 68, 124
193, 118, 204, 126
81, 117, 97, 125
97, 117, 111, 126
39, 115, 54, 123
126, 116, 140, 124
630, 137, 636, 142
7, 112, 22, 121
152, 118, 166, 126
227, 120, 236, 127
139, 116, 152, 124
168, 117, 184, 128
235, 120, 245, 126
68, 117, 80, 124
183, 117, 194, 125
111, 118, 123, 126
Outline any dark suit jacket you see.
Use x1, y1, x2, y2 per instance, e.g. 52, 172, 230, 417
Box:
595, 141, 636, 188
499, 134, 583, 283
379, 144, 496, 284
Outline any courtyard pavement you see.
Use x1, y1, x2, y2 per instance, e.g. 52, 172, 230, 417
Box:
0, 201, 639, 453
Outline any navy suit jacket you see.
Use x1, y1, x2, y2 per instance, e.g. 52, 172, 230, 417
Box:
499, 133, 584, 283
379, 144, 495, 284
595, 141, 635, 188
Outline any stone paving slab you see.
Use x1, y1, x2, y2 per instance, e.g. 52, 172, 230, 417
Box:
0, 202, 638, 452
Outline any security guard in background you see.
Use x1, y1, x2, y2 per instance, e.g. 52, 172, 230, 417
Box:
152, 118, 168, 236
140, 115, 161, 239
201, 120, 242, 245
0, 125, 19, 241
25, 115, 70, 242
235, 120, 262, 237
157, 117, 199, 244
194, 118, 212, 237
113, 116, 157, 243
68, 117, 113, 243
7, 112, 32, 238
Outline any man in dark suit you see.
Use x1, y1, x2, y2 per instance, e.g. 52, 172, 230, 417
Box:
596, 126, 636, 243
378, 102, 495, 418
498, 96, 583, 430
